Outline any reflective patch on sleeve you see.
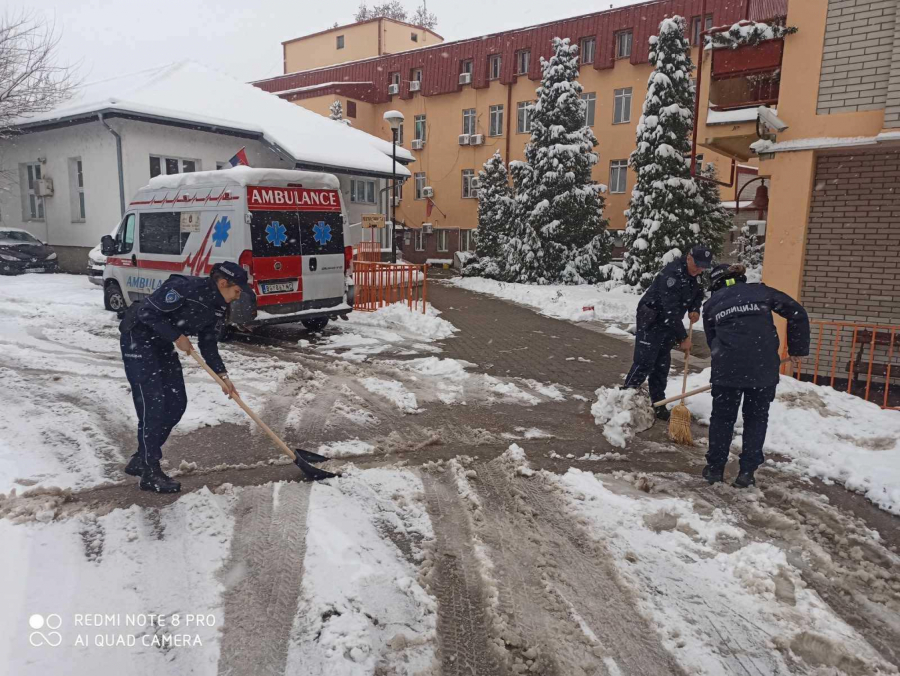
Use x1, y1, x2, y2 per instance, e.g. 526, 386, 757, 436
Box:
165, 289, 181, 304
666, 277, 676, 288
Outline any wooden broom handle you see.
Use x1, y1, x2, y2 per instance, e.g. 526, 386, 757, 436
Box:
189, 350, 297, 462
653, 358, 792, 408
679, 320, 694, 403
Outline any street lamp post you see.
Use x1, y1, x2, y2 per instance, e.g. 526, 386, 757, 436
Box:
383, 110, 404, 264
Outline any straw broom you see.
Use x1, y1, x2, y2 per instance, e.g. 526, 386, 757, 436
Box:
669, 320, 695, 445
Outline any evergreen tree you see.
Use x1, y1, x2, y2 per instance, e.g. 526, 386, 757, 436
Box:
507, 37, 612, 284
695, 163, 733, 257
622, 16, 700, 288
464, 150, 515, 279
731, 225, 765, 268
328, 100, 351, 126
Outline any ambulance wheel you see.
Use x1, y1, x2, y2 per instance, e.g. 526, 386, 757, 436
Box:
104, 281, 126, 313
216, 322, 233, 342
301, 317, 329, 333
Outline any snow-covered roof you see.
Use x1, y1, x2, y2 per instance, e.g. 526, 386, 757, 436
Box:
706, 107, 767, 125
270, 81, 373, 96
750, 134, 897, 155
11, 62, 412, 178
146, 167, 340, 191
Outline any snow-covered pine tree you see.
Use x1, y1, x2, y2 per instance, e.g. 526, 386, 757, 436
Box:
464, 150, 515, 279
328, 100, 351, 126
622, 16, 700, 288
695, 163, 733, 258
731, 225, 764, 268
508, 36, 612, 284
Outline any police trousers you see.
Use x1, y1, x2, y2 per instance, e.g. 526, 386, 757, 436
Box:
120, 329, 188, 464
623, 324, 677, 404
707, 385, 777, 473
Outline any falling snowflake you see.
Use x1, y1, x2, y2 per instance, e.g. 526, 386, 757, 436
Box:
313, 220, 332, 246
266, 221, 288, 247
212, 217, 231, 247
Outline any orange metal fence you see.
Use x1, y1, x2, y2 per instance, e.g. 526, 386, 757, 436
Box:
353, 261, 428, 314
781, 320, 899, 410
356, 241, 382, 263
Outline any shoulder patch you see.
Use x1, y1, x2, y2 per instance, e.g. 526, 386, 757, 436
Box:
666, 277, 676, 288
164, 289, 181, 304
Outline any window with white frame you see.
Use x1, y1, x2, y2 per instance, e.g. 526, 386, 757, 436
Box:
150, 155, 198, 178
613, 87, 632, 124
461, 60, 473, 75
391, 72, 401, 86
216, 161, 228, 170
489, 54, 502, 80
412, 68, 423, 83
414, 114, 426, 142
350, 179, 376, 204
68, 157, 85, 221
692, 15, 714, 46
462, 109, 476, 135
437, 229, 449, 252
580, 37, 596, 64
616, 30, 633, 59
414, 172, 426, 200
336, 35, 345, 49
516, 49, 530, 74
609, 160, 628, 193
462, 169, 476, 198
516, 101, 534, 134
489, 104, 504, 136
397, 121, 404, 145
23, 162, 44, 220
461, 229, 475, 251
415, 229, 425, 251
581, 93, 596, 126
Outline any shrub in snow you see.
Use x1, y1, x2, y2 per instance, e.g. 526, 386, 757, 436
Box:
506, 37, 613, 285
708, 18, 798, 50
329, 100, 351, 126
695, 163, 733, 258
732, 225, 765, 269
622, 16, 701, 289
464, 150, 516, 279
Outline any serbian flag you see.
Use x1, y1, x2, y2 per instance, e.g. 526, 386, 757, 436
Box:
227, 147, 250, 168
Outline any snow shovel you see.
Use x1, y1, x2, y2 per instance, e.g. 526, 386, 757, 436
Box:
189, 351, 339, 481
652, 358, 793, 409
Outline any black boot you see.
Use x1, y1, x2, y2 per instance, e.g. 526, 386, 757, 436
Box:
140, 462, 181, 494
124, 453, 145, 477
702, 465, 725, 485
732, 470, 756, 489
655, 406, 671, 422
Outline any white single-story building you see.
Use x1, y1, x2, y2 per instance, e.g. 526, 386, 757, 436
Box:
0, 61, 412, 272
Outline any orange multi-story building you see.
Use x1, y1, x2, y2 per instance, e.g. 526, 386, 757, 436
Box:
254, 2, 783, 264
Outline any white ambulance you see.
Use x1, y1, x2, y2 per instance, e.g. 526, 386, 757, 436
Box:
101, 167, 354, 332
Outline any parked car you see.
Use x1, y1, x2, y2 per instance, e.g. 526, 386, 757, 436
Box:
101, 167, 354, 331
0, 228, 59, 275
87, 243, 106, 285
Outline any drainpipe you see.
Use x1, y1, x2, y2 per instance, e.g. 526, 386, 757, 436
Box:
504, 81, 512, 161
99, 113, 126, 216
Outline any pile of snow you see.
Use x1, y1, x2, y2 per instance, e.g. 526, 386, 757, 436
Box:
591, 387, 657, 448
553, 470, 895, 675
666, 369, 900, 515
361, 378, 419, 414
316, 438, 377, 459
342, 302, 457, 341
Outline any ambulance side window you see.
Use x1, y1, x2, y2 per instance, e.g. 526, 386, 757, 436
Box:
139, 211, 189, 255
117, 213, 135, 254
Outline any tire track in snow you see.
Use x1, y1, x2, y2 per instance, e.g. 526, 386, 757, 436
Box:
421, 470, 501, 676
216, 482, 310, 676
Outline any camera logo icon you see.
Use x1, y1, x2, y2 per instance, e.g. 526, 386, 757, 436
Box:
28, 614, 62, 647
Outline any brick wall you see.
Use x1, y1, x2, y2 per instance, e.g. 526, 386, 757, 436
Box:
885, 1, 900, 126
817, 0, 898, 115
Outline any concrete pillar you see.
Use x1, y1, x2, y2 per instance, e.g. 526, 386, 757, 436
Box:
885, 0, 900, 128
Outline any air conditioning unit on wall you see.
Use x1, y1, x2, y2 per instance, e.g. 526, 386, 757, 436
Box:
458, 134, 470, 145
409, 80, 421, 92
36, 178, 54, 197
469, 134, 484, 146
411, 139, 425, 150
471, 178, 482, 189
422, 186, 434, 198
459, 72, 472, 85
388, 83, 399, 95
422, 223, 434, 234
472, 189, 482, 199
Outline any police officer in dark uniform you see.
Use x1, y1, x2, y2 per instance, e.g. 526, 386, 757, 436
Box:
119, 262, 252, 493
623, 245, 712, 419
702, 263, 810, 488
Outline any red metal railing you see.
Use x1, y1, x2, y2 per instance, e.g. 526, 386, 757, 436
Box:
353, 261, 428, 314
781, 320, 900, 410
356, 241, 381, 263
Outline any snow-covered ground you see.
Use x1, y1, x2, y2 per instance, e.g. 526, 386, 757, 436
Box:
663, 369, 900, 515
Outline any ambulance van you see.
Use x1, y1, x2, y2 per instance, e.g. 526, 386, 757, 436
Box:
101, 167, 354, 333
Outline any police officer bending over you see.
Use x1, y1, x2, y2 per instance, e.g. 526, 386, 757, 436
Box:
702, 264, 810, 488
623, 245, 712, 420
119, 262, 252, 493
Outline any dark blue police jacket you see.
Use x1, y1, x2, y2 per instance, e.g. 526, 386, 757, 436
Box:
702, 281, 810, 389
120, 275, 228, 374
636, 258, 703, 341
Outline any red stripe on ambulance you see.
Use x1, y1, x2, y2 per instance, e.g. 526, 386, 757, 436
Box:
247, 186, 341, 212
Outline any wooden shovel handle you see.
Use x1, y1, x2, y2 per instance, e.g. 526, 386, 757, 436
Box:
653, 358, 793, 408
189, 350, 298, 462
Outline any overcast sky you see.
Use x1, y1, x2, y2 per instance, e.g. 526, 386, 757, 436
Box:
24, 0, 647, 84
